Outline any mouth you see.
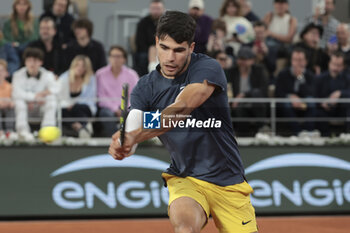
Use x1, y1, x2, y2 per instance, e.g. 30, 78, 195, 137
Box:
164, 64, 177, 72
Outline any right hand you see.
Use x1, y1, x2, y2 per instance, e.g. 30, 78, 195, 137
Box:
109, 131, 136, 160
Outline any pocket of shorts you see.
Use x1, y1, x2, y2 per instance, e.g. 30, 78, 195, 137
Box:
223, 181, 254, 195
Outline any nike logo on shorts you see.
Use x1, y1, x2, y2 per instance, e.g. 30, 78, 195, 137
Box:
242, 220, 252, 225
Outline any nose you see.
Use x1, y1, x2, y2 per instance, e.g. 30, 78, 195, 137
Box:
166, 50, 175, 62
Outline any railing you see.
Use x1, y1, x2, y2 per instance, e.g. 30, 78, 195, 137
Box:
1, 97, 350, 136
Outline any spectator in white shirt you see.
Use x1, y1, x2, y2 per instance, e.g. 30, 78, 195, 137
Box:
12, 47, 59, 139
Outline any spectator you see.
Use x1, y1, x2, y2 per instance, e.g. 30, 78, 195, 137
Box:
96, 46, 139, 137
207, 19, 234, 57
252, 21, 276, 79
212, 51, 234, 98
315, 52, 350, 136
275, 47, 316, 135
328, 23, 350, 67
3, 0, 39, 55
134, 0, 165, 76
226, 47, 269, 136
40, 0, 75, 46
58, 55, 96, 138
305, 0, 339, 49
238, 0, 259, 22
64, 18, 106, 72
294, 22, 329, 75
188, 0, 213, 54
0, 30, 20, 76
263, 0, 297, 57
28, 17, 65, 76
212, 49, 233, 72
220, 0, 255, 53
0, 60, 15, 135
12, 48, 59, 140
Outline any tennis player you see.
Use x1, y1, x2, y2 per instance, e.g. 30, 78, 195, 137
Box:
109, 11, 258, 233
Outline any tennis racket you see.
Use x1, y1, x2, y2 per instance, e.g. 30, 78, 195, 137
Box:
119, 83, 129, 146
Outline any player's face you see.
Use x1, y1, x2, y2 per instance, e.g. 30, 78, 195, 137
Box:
156, 36, 194, 79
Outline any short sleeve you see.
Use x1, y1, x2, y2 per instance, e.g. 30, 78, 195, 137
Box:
130, 82, 149, 111
188, 57, 226, 92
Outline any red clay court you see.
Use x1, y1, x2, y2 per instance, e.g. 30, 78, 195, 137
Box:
1, 216, 349, 233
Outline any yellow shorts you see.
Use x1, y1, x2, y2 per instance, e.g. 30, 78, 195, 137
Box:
162, 173, 258, 233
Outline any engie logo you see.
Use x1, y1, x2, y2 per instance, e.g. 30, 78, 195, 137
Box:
50, 155, 169, 210
246, 153, 350, 209
143, 110, 161, 129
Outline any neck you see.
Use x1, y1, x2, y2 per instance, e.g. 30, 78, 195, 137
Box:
79, 39, 90, 48
42, 39, 53, 50
18, 14, 26, 21
111, 65, 122, 77
28, 72, 39, 77
239, 66, 251, 76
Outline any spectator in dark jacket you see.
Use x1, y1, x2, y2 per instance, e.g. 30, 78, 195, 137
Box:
28, 17, 65, 76
275, 47, 316, 135
188, 0, 213, 54
134, 0, 165, 76
293, 23, 329, 75
315, 52, 350, 136
40, 0, 75, 46
64, 18, 106, 72
227, 47, 269, 136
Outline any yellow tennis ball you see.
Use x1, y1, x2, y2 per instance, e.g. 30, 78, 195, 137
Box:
39, 126, 61, 143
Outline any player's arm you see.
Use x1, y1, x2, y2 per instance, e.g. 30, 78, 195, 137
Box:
109, 80, 216, 160
137, 79, 215, 141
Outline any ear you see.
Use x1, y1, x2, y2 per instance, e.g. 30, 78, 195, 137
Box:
155, 36, 159, 45
190, 42, 195, 53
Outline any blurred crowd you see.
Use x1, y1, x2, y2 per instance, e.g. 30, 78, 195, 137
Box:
0, 0, 349, 140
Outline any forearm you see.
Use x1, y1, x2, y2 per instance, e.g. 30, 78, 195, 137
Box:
269, 32, 293, 43
133, 100, 192, 143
